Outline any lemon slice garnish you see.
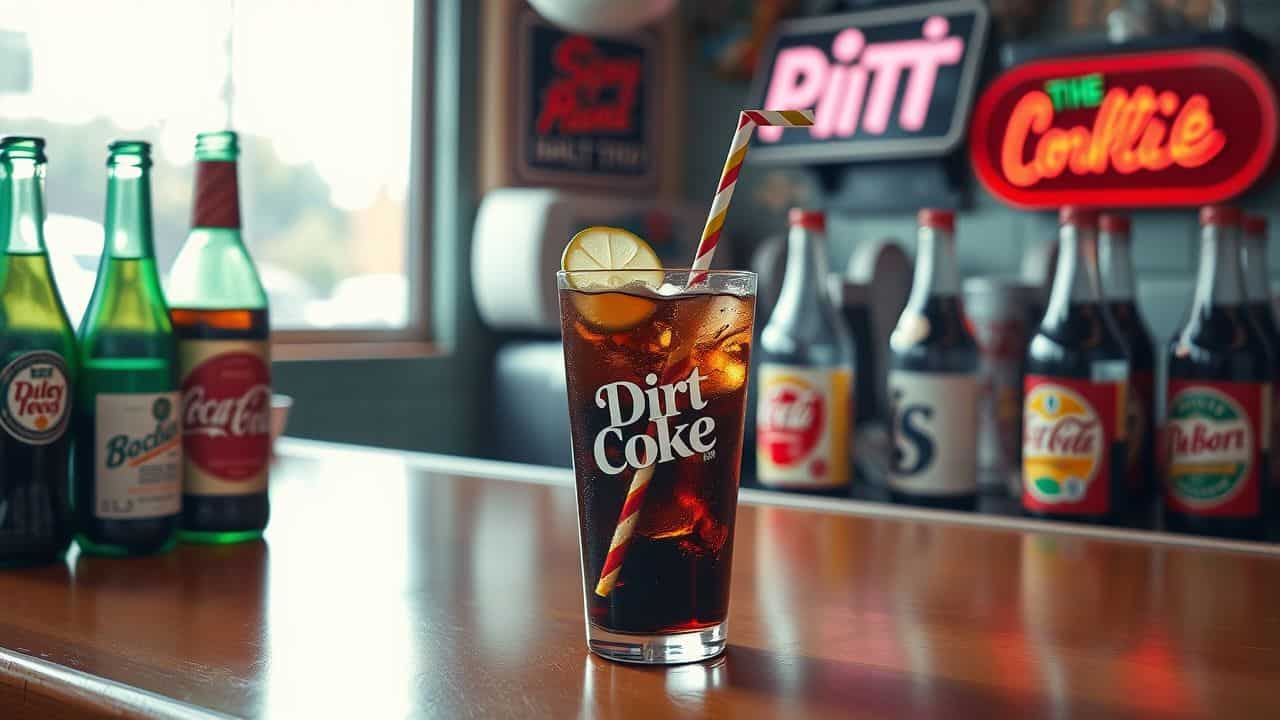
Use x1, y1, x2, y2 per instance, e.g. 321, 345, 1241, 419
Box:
561, 226, 664, 331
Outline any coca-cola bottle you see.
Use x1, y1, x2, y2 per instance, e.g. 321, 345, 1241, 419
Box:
887, 209, 979, 510
165, 131, 271, 544
1164, 206, 1272, 540
1097, 212, 1156, 524
0, 136, 76, 566
756, 209, 855, 495
1241, 213, 1280, 532
1022, 207, 1130, 525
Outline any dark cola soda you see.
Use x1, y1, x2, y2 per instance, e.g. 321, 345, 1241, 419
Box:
559, 268, 754, 661
1022, 207, 1130, 526
888, 209, 980, 510
1164, 207, 1273, 541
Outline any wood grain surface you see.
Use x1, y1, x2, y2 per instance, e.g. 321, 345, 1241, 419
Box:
1, 441, 1278, 719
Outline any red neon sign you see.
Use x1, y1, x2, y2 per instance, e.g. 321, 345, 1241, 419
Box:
970, 50, 1277, 208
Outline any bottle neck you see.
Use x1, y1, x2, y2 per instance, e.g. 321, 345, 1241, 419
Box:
103, 164, 156, 260
906, 226, 959, 307
776, 225, 831, 314
3, 158, 48, 255
1045, 224, 1101, 321
1098, 231, 1136, 301
1193, 225, 1245, 308
1241, 233, 1271, 303
192, 160, 242, 231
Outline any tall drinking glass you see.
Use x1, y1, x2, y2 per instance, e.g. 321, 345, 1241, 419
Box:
558, 269, 756, 664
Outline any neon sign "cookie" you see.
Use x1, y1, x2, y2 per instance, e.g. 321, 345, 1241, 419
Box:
971, 50, 1277, 208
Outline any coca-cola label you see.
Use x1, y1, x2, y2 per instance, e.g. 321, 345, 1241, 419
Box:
590, 367, 719, 475
756, 364, 852, 489
888, 371, 979, 496
0, 351, 71, 446
179, 340, 270, 495
1022, 375, 1124, 514
1165, 380, 1265, 517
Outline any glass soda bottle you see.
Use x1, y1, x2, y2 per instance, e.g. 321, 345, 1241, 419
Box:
1164, 206, 1273, 540
0, 136, 76, 566
166, 131, 271, 543
1097, 212, 1157, 524
887, 209, 980, 510
1240, 213, 1280, 533
1022, 207, 1130, 525
755, 209, 855, 495
74, 141, 182, 555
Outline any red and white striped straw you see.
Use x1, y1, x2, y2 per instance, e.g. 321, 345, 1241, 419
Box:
595, 461, 654, 596
594, 112, 811, 597
685, 109, 815, 288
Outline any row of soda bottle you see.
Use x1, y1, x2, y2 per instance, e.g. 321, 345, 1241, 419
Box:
0, 132, 272, 567
754, 204, 1279, 542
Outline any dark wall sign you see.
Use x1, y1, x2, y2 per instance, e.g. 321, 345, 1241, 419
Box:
747, 0, 989, 165
515, 9, 657, 189
970, 49, 1278, 208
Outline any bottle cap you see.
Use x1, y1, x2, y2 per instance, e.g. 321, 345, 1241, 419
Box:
1099, 213, 1130, 235
1200, 205, 1242, 227
789, 208, 826, 232
1243, 214, 1268, 235
1059, 206, 1098, 228
917, 208, 955, 233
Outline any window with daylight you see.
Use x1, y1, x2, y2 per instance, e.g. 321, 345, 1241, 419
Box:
0, 0, 425, 339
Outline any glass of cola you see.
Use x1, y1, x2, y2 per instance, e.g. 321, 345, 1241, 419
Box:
558, 268, 756, 664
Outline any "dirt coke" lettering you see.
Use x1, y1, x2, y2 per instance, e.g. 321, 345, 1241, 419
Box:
592, 368, 716, 475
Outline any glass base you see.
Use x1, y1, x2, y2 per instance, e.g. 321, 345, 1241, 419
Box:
587, 622, 727, 665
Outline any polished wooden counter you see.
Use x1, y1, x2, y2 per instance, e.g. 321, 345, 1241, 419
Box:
2, 439, 1279, 719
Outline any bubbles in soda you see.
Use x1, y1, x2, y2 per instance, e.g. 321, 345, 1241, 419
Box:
560, 284, 754, 634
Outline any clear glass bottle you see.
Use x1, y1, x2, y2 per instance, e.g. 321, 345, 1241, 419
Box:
755, 209, 855, 495
888, 209, 979, 510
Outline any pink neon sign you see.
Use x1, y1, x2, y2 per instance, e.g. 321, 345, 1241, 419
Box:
747, 0, 989, 164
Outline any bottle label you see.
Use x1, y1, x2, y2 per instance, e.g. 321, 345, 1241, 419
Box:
94, 393, 182, 519
1165, 380, 1266, 517
756, 363, 852, 488
888, 371, 979, 496
1126, 370, 1154, 490
1022, 375, 1125, 515
179, 340, 271, 496
0, 351, 71, 446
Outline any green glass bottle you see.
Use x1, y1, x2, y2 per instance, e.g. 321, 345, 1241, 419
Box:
0, 136, 76, 567
73, 141, 181, 556
167, 131, 271, 544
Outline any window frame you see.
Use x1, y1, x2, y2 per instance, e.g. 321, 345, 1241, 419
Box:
270, 0, 433, 357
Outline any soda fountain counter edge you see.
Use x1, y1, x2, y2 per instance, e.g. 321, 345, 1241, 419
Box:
165, 131, 271, 544
1022, 207, 1131, 526
1164, 206, 1273, 541
0, 136, 76, 566
1241, 214, 1280, 536
73, 141, 181, 555
756, 209, 855, 495
1098, 212, 1157, 527
887, 209, 980, 510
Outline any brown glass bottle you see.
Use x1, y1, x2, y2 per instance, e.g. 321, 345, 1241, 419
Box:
1022, 207, 1130, 526
1097, 213, 1157, 526
1164, 207, 1273, 541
